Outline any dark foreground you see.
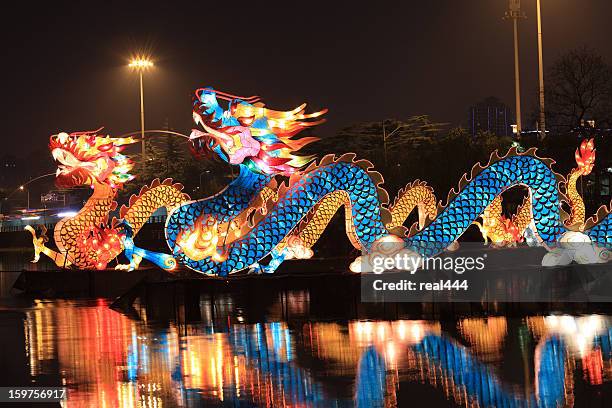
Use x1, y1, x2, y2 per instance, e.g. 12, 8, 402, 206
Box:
2, 281, 612, 407
1, 248, 612, 407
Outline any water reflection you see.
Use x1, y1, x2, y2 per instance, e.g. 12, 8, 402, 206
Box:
6, 293, 612, 407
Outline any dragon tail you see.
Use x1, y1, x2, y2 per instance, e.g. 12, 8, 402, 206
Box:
564, 138, 596, 229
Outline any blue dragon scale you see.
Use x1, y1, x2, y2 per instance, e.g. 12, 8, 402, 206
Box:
163, 87, 611, 275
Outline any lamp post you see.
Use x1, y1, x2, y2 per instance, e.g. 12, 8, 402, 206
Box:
128, 57, 154, 161
504, 0, 526, 135
536, 0, 546, 139
20, 185, 29, 210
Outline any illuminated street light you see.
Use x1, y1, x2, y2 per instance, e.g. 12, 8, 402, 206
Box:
128, 56, 154, 161
19, 185, 29, 209
128, 58, 154, 70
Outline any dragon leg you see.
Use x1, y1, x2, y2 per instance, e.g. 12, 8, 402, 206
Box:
472, 221, 489, 245
249, 248, 287, 274
114, 221, 177, 271
512, 194, 534, 240
25, 225, 73, 268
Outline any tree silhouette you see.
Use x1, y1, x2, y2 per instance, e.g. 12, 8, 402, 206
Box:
544, 46, 612, 132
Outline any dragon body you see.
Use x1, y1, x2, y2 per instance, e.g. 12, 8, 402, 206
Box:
162, 87, 611, 275
29, 89, 612, 273
475, 138, 597, 246
27, 130, 189, 270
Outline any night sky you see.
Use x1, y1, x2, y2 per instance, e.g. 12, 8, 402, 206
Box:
3, 0, 612, 156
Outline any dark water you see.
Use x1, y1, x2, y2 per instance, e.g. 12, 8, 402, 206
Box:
1, 250, 612, 407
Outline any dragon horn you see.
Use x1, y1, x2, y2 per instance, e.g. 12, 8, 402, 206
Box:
69, 127, 105, 136
194, 88, 261, 103
110, 136, 139, 146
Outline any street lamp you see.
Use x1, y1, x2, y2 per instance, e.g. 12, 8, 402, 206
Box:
128, 56, 154, 161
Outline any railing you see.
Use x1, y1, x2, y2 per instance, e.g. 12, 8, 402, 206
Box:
0, 216, 167, 233
0, 223, 57, 233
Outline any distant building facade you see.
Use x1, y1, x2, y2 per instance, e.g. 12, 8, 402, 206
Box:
468, 97, 514, 137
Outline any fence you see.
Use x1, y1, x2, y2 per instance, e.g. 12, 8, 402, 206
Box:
0, 216, 166, 233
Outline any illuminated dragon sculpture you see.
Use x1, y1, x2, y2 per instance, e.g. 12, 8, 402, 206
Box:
26, 129, 189, 270
163, 88, 611, 275
28, 88, 611, 273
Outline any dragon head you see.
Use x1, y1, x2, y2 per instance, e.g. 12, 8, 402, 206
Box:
190, 87, 326, 176
575, 138, 596, 176
49, 129, 138, 189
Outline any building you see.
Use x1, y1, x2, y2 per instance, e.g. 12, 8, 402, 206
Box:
468, 97, 514, 137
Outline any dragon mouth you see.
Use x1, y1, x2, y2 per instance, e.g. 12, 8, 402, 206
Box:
51, 147, 98, 188
52, 148, 95, 175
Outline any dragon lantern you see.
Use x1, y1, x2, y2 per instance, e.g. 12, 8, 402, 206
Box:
26, 129, 189, 270
27, 89, 612, 274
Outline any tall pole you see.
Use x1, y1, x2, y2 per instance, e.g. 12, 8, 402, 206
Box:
505, 0, 525, 135
129, 57, 153, 160
139, 71, 146, 161
513, 18, 522, 134
536, 0, 546, 139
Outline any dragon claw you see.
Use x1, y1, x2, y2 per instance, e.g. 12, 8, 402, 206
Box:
25, 225, 45, 264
